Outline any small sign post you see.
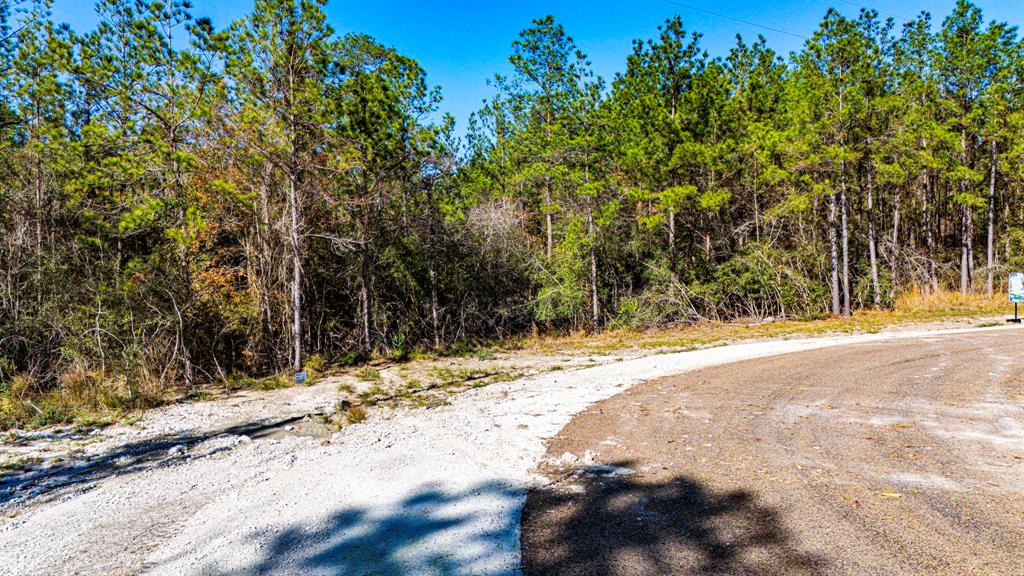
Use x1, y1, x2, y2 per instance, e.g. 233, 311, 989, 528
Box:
1009, 272, 1024, 323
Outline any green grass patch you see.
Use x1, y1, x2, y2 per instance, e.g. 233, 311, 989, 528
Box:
357, 385, 387, 405
225, 373, 291, 392
0, 456, 44, 475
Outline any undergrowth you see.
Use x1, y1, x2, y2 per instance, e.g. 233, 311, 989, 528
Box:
1, 288, 1009, 432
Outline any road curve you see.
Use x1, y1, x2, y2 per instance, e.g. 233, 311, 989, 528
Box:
522, 329, 1024, 575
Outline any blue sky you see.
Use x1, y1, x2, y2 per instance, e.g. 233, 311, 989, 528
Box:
51, 0, 1022, 134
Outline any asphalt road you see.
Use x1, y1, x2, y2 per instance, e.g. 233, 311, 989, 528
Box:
522, 329, 1024, 576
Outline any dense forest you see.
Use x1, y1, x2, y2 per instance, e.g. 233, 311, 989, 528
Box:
1, 0, 1021, 424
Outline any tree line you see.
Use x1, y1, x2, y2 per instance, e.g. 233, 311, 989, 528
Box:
0, 0, 1021, 414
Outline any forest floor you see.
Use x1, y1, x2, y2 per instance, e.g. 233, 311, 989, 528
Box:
0, 311, 1018, 574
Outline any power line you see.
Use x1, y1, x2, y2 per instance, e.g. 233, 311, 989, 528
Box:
652, 0, 809, 40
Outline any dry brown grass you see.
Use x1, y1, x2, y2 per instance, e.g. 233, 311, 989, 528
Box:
1, 365, 166, 430
892, 286, 1004, 314
510, 288, 1008, 355
344, 405, 367, 424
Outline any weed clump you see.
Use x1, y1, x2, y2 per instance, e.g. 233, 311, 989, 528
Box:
354, 367, 382, 383
331, 399, 367, 426
345, 405, 367, 424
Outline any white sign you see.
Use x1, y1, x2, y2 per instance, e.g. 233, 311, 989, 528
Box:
1010, 272, 1024, 303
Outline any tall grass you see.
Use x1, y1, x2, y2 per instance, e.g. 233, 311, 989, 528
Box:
892, 287, 1005, 315
0, 368, 163, 430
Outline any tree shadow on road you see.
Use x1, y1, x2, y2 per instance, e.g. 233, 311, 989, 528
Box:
522, 461, 826, 576
0, 413, 322, 509
190, 480, 524, 576
155, 464, 822, 576
5, 434, 825, 576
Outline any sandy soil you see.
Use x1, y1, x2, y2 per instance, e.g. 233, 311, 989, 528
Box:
522, 329, 1024, 575
1, 324, 1018, 575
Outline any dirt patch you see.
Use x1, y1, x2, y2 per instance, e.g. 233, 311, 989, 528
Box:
523, 330, 1024, 576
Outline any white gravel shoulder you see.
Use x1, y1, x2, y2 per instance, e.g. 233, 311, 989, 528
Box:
0, 326, 1008, 576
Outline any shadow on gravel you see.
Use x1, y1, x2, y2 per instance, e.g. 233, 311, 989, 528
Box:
201, 480, 522, 576
522, 461, 826, 576
0, 414, 325, 508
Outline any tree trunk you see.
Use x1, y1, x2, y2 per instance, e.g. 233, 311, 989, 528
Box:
840, 169, 851, 317
544, 181, 553, 260
890, 188, 900, 288
866, 164, 880, 307
837, 89, 850, 317
287, 174, 303, 373
923, 170, 936, 292
255, 166, 275, 362
360, 244, 375, 354
968, 209, 974, 284
668, 208, 676, 258
170, 288, 194, 391
31, 107, 44, 308
429, 260, 440, 348
960, 203, 970, 294
589, 204, 599, 331
427, 198, 441, 348
828, 192, 840, 316
753, 185, 761, 243
986, 140, 996, 296
959, 129, 971, 295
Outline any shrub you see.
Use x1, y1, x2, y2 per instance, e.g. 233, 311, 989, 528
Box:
610, 263, 713, 330
612, 245, 825, 328
853, 266, 895, 309
304, 354, 325, 381
532, 219, 594, 330
707, 243, 826, 320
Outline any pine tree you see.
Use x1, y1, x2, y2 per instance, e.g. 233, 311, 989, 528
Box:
218, 0, 335, 372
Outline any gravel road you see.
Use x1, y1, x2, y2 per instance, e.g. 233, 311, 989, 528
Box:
1, 325, 1018, 575
522, 329, 1024, 575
